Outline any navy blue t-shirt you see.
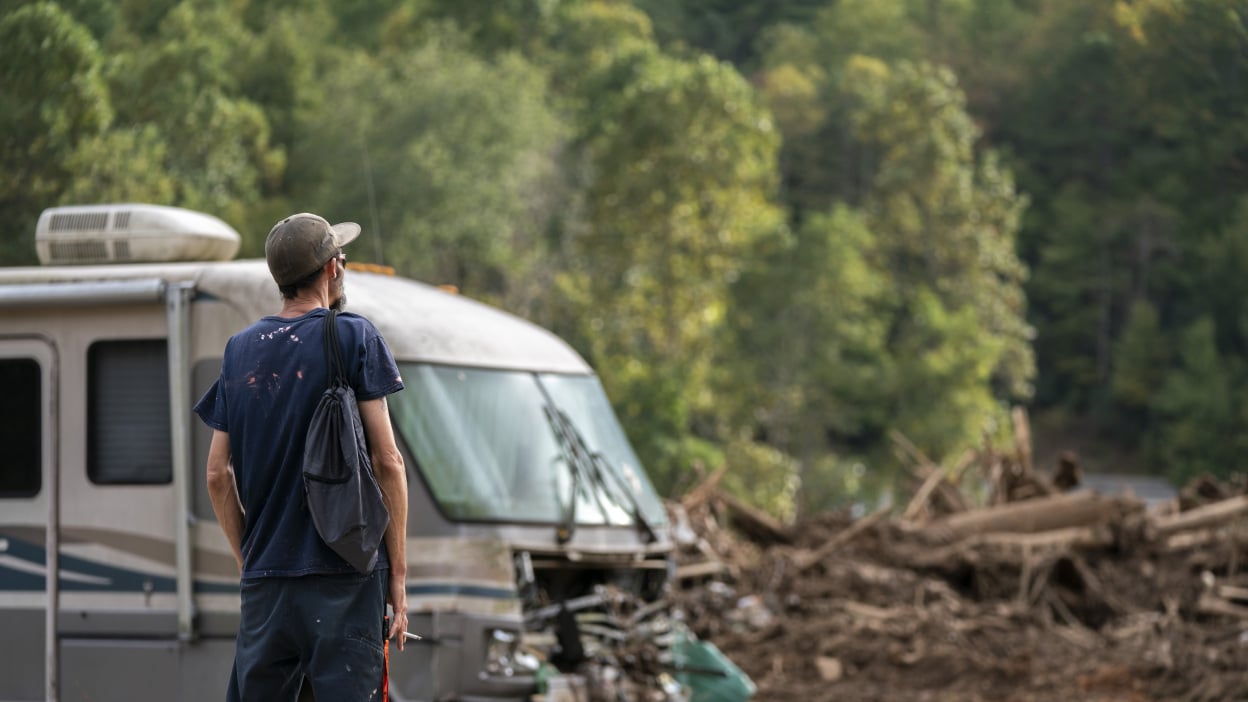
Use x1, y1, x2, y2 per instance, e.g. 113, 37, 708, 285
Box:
194, 309, 404, 579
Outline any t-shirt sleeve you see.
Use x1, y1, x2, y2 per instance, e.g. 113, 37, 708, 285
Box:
194, 340, 231, 431
352, 321, 405, 401
194, 376, 228, 431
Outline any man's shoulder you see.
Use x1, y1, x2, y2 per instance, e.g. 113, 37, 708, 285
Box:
337, 311, 385, 337
337, 310, 374, 325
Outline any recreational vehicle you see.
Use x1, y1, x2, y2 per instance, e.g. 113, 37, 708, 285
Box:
0, 204, 722, 701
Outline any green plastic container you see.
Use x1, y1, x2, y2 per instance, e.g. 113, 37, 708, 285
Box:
670, 629, 756, 702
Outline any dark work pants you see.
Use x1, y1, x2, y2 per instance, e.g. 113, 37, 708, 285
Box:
227, 568, 388, 702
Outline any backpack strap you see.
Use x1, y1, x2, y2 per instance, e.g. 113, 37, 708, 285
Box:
323, 308, 348, 387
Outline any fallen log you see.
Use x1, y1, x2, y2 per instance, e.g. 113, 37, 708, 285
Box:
1155, 495, 1248, 538
1216, 584, 1248, 603
1197, 592, 1248, 620
900, 525, 1116, 571
1161, 527, 1248, 552
932, 491, 1141, 540
976, 525, 1115, 551
675, 560, 727, 581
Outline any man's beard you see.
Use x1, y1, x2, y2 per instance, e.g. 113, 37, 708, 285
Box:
330, 274, 346, 311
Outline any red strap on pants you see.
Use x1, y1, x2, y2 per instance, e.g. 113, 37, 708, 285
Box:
382, 616, 390, 700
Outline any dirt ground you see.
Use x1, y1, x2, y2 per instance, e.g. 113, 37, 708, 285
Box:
670, 483, 1248, 702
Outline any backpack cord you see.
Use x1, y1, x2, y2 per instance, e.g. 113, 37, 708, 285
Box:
323, 309, 348, 388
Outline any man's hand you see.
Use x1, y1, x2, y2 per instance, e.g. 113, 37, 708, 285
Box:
388, 570, 408, 651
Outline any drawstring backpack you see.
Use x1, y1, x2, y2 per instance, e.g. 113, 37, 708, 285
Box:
303, 309, 390, 573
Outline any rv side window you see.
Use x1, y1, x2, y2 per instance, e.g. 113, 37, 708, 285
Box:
0, 357, 41, 497
87, 339, 172, 485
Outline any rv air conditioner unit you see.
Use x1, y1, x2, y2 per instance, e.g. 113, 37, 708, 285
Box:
36, 203, 241, 265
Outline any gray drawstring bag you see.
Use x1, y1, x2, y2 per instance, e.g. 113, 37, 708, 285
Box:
303, 309, 390, 574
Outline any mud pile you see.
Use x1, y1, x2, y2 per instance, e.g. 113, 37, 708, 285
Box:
670, 447, 1248, 701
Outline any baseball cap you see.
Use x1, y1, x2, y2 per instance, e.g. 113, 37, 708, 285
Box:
264, 213, 362, 286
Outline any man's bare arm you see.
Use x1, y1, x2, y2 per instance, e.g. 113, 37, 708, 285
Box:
359, 396, 409, 650
206, 430, 245, 571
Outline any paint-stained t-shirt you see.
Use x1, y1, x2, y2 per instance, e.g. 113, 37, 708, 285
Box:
194, 308, 404, 579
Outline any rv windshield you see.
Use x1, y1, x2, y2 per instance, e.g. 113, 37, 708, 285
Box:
389, 364, 667, 527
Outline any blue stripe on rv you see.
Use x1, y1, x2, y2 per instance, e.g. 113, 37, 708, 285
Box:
3, 538, 515, 600
0, 535, 237, 594
408, 583, 516, 600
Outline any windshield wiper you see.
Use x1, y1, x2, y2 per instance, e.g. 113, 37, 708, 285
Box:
545, 406, 658, 544
544, 404, 608, 544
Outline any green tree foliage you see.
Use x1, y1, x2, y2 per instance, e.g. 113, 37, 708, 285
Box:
844, 58, 1033, 456
234, 6, 325, 157
22, 0, 1248, 510
737, 25, 1035, 509
734, 0, 1248, 485
59, 126, 177, 205
1149, 318, 1244, 485
559, 38, 784, 490
0, 2, 111, 263
104, 1, 284, 227
295, 39, 562, 303
723, 205, 890, 513
404, 0, 562, 56
1193, 199, 1248, 356
1111, 299, 1168, 417
39, 0, 118, 40
987, 0, 1248, 478
635, 0, 825, 65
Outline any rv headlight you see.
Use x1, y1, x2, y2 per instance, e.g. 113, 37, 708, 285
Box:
482, 628, 539, 678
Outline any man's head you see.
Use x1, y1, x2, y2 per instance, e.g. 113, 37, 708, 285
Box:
265, 213, 360, 304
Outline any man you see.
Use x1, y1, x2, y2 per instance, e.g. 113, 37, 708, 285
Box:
195, 213, 409, 701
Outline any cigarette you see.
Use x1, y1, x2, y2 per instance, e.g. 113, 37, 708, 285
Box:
403, 631, 422, 641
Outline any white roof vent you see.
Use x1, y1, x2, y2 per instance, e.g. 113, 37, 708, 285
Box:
36, 203, 241, 265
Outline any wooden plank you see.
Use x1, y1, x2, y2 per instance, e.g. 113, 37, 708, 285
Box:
1155, 495, 1248, 537
674, 560, 727, 580
933, 491, 1137, 539
1197, 593, 1248, 620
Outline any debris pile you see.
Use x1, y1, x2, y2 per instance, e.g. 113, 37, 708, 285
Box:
669, 414, 1248, 702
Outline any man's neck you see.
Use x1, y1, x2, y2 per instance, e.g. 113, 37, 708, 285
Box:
278, 286, 330, 319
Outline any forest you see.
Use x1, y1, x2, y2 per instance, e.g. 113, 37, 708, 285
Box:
4, 0, 1247, 518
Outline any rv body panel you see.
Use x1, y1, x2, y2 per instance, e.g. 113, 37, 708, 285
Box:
0, 336, 56, 702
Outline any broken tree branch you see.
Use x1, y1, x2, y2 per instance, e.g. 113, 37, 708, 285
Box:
1155, 495, 1248, 538
933, 491, 1140, 540
795, 506, 892, 573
